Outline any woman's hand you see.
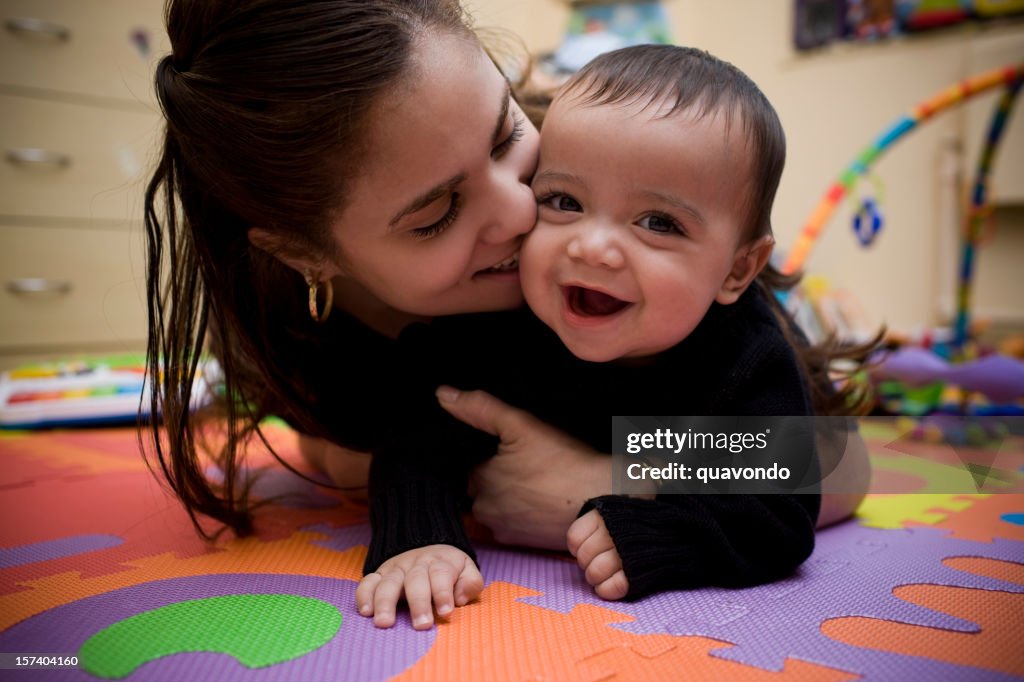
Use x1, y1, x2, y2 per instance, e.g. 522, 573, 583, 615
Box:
355, 544, 483, 630
436, 386, 612, 550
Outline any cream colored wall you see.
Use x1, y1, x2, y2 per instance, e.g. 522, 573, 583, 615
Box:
471, 0, 1024, 335
669, 1, 1024, 335
465, 0, 568, 52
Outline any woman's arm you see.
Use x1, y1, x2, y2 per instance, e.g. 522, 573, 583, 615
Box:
436, 387, 872, 546
296, 433, 371, 503
298, 390, 872, 549
816, 425, 871, 529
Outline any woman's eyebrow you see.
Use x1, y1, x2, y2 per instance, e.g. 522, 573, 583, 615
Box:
388, 82, 511, 229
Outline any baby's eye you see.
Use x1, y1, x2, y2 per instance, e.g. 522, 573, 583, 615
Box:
540, 193, 583, 213
637, 213, 683, 235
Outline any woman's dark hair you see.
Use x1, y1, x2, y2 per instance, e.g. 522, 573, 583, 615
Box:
560, 45, 880, 415
143, 0, 483, 537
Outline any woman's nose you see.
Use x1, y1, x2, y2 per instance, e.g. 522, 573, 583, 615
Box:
567, 222, 625, 269
478, 177, 536, 245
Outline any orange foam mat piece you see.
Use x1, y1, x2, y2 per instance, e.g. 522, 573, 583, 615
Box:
393, 581, 856, 682
822, 576, 1024, 675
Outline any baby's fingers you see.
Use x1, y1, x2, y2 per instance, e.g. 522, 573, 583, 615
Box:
567, 511, 601, 557
404, 565, 437, 630
574, 523, 616, 571
428, 561, 457, 618
594, 569, 630, 601
355, 572, 382, 618
371, 570, 406, 628
453, 562, 484, 607
583, 548, 622, 588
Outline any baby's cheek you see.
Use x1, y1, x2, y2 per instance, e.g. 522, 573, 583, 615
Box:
518, 233, 552, 312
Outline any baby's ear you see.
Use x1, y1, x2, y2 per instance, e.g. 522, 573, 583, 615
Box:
248, 227, 343, 279
716, 235, 774, 305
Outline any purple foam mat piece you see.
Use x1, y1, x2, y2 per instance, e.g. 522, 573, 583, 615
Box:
0, 535, 123, 568
0, 574, 433, 681
478, 524, 1024, 680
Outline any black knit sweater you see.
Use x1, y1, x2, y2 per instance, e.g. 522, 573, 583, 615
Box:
362, 287, 820, 598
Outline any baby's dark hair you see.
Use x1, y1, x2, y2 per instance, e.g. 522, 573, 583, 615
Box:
560, 44, 784, 249
556, 45, 878, 415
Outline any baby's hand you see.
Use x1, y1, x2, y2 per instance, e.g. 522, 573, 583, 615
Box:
567, 509, 629, 600
355, 544, 483, 629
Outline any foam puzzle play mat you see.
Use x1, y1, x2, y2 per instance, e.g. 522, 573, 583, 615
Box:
1, 419, 1022, 681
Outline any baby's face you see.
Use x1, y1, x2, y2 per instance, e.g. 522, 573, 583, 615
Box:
521, 95, 754, 362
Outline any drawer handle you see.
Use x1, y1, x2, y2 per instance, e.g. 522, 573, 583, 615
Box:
4, 17, 71, 41
6, 278, 72, 296
5, 148, 72, 168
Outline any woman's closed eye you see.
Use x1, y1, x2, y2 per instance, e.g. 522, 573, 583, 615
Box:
411, 193, 461, 239
538, 192, 583, 213
637, 212, 685, 236
491, 110, 525, 160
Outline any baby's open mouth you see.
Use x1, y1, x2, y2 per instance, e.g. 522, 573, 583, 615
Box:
565, 286, 630, 317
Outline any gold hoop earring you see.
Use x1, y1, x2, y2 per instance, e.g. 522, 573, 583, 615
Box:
305, 271, 333, 323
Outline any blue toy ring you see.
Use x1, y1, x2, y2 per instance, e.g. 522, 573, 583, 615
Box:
853, 198, 883, 246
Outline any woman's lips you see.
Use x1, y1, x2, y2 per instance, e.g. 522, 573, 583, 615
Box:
475, 251, 519, 276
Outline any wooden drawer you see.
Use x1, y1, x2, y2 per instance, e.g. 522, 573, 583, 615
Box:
0, 94, 161, 221
0, 223, 147, 349
0, 0, 167, 105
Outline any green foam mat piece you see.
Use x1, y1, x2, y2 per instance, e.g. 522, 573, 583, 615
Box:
80, 593, 341, 678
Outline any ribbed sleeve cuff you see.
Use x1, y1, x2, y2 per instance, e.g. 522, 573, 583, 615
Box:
583, 494, 818, 600
584, 496, 713, 599
364, 478, 476, 574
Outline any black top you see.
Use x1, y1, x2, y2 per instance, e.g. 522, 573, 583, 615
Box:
272, 304, 499, 571
360, 286, 821, 598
